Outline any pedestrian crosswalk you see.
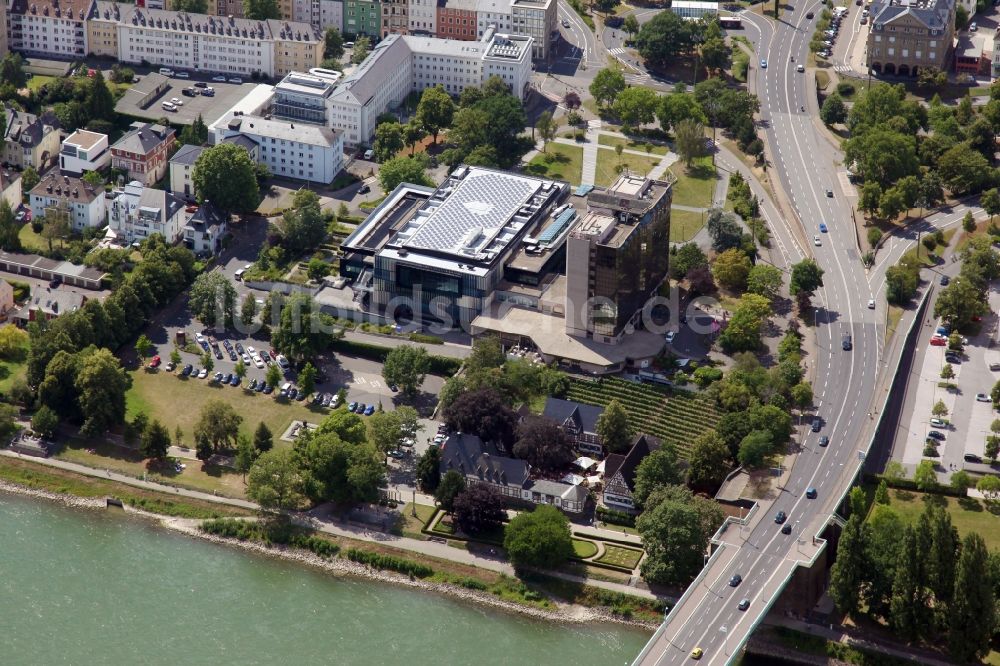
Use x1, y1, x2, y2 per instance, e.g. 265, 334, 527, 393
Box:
608, 47, 627, 55
833, 65, 855, 73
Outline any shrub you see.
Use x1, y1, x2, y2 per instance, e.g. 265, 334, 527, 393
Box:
597, 505, 636, 527
835, 81, 855, 96
867, 228, 883, 247
345, 548, 434, 577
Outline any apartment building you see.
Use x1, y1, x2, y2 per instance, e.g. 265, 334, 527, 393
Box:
59, 129, 111, 175
167, 144, 205, 199
344, 0, 380, 35
1, 107, 61, 171
114, 7, 321, 78
382, 0, 408, 35
0, 0, 8, 55
211, 114, 344, 183
319, 0, 344, 31
866, 0, 955, 76
30, 172, 107, 231
183, 202, 228, 255
408, 0, 436, 33
86, 0, 119, 57
107, 180, 188, 245
475, 0, 512, 37
436, 0, 477, 39
9, 0, 93, 59
110, 122, 176, 186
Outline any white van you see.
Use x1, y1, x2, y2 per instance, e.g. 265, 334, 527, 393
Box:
234, 268, 247, 280
161, 101, 177, 112
159, 67, 175, 76
363, 149, 374, 160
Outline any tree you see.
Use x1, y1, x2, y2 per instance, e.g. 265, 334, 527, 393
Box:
443, 388, 518, 447
379, 154, 433, 192
962, 211, 976, 233
21, 166, 39, 193
789, 382, 814, 412
194, 399, 243, 451
706, 209, 743, 252
192, 143, 260, 213
623, 14, 640, 39
820, 94, 847, 126
686, 430, 729, 489
875, 479, 891, 504
0, 53, 27, 89
913, 459, 938, 491
928, 400, 948, 420
189, 271, 237, 328
234, 433, 258, 481
711, 248, 752, 291
949, 533, 995, 662
700, 37, 729, 73
374, 121, 405, 163
253, 421, 273, 453
719, 293, 771, 353
669, 243, 708, 280
596, 399, 632, 454
266, 364, 282, 391
940, 363, 954, 380
416, 446, 443, 492
949, 470, 971, 493
281, 189, 327, 255
638, 486, 724, 585
504, 505, 573, 570
243, 0, 280, 18
271, 293, 336, 362
889, 526, 929, 641
292, 431, 383, 505
977, 474, 1000, 498
178, 114, 208, 146
829, 515, 868, 616
934, 278, 988, 329
453, 484, 505, 536
886, 264, 920, 305
632, 444, 683, 508
533, 110, 556, 153
323, 27, 344, 60
674, 118, 705, 167
513, 417, 575, 472
40, 211, 70, 252
30, 404, 59, 439
789, 259, 825, 311
435, 469, 467, 512
589, 67, 627, 108
0, 200, 21, 251
367, 409, 402, 457
85, 72, 115, 122
382, 345, 430, 396
744, 264, 782, 302
239, 293, 257, 327
737, 429, 773, 468
202, 351, 215, 373
134, 334, 153, 361
351, 36, 371, 64
141, 419, 171, 461
636, 11, 699, 68
317, 409, 367, 445
403, 119, 427, 156
75, 349, 127, 438
564, 91, 582, 110
613, 87, 659, 130
247, 448, 306, 511
416, 85, 455, 144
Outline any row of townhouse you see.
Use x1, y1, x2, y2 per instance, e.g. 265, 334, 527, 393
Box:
10, 0, 323, 79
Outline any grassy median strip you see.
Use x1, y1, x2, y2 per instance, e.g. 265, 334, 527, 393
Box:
0, 456, 251, 519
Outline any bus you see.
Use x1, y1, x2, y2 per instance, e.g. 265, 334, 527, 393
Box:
719, 16, 743, 29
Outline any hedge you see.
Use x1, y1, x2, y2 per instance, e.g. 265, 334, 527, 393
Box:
330, 339, 462, 376
864, 473, 967, 498
597, 506, 636, 527
200, 518, 340, 559
345, 547, 434, 577
7, 279, 30, 302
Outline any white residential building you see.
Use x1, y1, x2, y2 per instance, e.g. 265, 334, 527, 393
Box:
107, 181, 189, 246
59, 130, 111, 176
212, 114, 344, 184
183, 203, 228, 255
30, 173, 107, 232
9, 0, 94, 58
168, 144, 206, 200
318, 0, 344, 31
115, 7, 322, 78
475, 0, 512, 37
408, 0, 436, 34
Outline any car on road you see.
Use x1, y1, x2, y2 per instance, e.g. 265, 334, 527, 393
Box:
738, 599, 751, 611
842, 334, 852, 351
970, 21, 977, 30
930, 418, 948, 428
729, 574, 743, 587
927, 430, 946, 440
814, 235, 821, 246
760, 59, 767, 68
781, 523, 792, 534
965, 453, 983, 463
690, 647, 703, 660
806, 11, 814, 17
976, 393, 992, 402
825, 188, 833, 197
561, 18, 570, 27
665, 331, 676, 344
819, 222, 828, 233
819, 436, 829, 447
940, 275, 950, 286
806, 487, 818, 499
796, 64, 805, 72
811, 418, 822, 432
775, 511, 787, 524
868, 298, 876, 309
991, 362, 1000, 371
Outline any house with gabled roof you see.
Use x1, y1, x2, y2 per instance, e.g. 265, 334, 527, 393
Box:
602, 434, 660, 513
542, 396, 604, 456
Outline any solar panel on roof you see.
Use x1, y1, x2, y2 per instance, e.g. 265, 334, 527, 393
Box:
538, 208, 576, 246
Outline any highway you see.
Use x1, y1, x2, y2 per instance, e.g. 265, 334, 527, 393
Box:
634, 6, 888, 665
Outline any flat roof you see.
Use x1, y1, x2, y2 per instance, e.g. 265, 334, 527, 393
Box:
63, 129, 106, 151
341, 184, 435, 254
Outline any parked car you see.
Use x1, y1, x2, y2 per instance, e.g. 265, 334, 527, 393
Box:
665, 331, 676, 344
197, 368, 208, 379
194, 81, 207, 88
277, 354, 290, 369
288, 387, 298, 400
180, 364, 193, 376
228, 77, 243, 84
348, 402, 358, 412
230, 375, 240, 387
927, 430, 946, 440
358, 183, 371, 194
202, 88, 215, 97
356, 403, 366, 414
965, 453, 983, 463
976, 393, 992, 402
991, 362, 1000, 371
929, 418, 948, 428
149, 355, 161, 368
930, 336, 947, 346
263, 384, 273, 394
175, 71, 190, 79
212, 75, 226, 82
248, 378, 257, 390
164, 361, 175, 372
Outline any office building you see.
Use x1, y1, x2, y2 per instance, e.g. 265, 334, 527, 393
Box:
107, 180, 188, 245
30, 172, 107, 231
60, 130, 111, 176
110, 122, 177, 186
9, 0, 93, 58
669, 0, 718, 18
866, 0, 955, 76
509, 0, 552, 59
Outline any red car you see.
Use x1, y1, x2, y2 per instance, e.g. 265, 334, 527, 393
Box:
269, 348, 277, 359
930, 336, 947, 346
149, 355, 162, 367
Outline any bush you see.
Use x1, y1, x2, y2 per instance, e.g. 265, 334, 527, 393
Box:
329, 339, 461, 375
200, 518, 340, 558
345, 548, 433, 577
596, 505, 636, 527
835, 81, 855, 96
8, 279, 30, 301
867, 228, 883, 247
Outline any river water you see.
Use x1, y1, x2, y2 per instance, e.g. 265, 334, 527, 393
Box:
0, 493, 651, 665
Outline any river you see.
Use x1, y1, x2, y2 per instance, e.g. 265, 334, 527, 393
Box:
0, 493, 651, 665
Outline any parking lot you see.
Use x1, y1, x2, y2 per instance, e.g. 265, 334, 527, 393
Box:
114, 72, 260, 126
895, 283, 1000, 476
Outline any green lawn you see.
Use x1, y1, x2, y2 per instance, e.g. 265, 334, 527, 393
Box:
572, 538, 599, 559
525, 143, 584, 185
398, 502, 437, 538
595, 544, 644, 570
668, 156, 717, 208
0, 338, 28, 395
126, 369, 331, 445
18, 223, 51, 253
594, 148, 661, 187
27, 75, 56, 92
670, 208, 705, 243
597, 134, 669, 156
882, 490, 1000, 552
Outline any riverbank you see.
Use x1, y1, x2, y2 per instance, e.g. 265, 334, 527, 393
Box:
0, 458, 661, 630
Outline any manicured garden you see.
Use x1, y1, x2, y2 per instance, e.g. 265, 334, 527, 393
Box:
566, 376, 721, 460
595, 544, 644, 570
594, 148, 661, 187
524, 143, 584, 185
597, 134, 669, 156
572, 538, 599, 559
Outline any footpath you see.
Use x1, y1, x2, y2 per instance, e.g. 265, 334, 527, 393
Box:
0, 449, 658, 600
